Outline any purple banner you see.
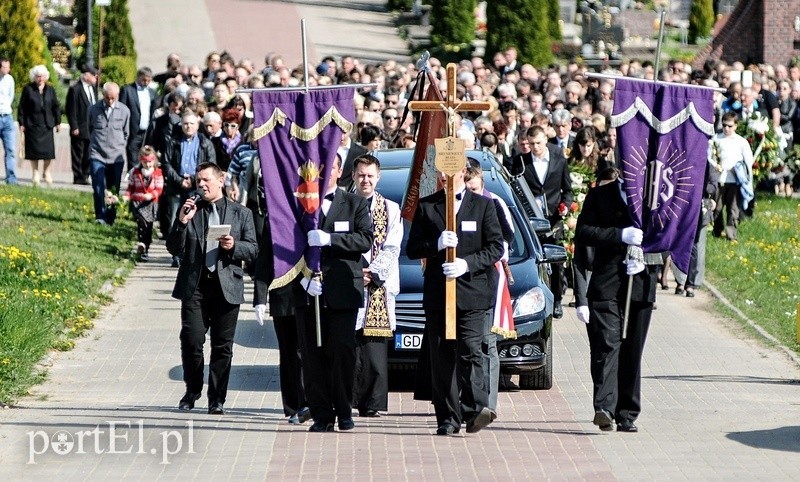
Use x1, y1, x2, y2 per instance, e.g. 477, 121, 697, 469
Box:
253, 87, 355, 288
611, 79, 715, 273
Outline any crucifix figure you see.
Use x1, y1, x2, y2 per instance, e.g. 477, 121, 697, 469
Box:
407, 63, 491, 339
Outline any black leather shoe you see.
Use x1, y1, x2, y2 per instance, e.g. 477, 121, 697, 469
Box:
675, 286, 685, 295
308, 421, 335, 432
685, 289, 695, 298
360, 409, 381, 417
208, 401, 224, 415
466, 407, 495, 434
288, 414, 300, 424
436, 423, 460, 436
617, 420, 638, 432
178, 392, 201, 411
297, 406, 312, 423
338, 418, 355, 431
553, 302, 563, 319
592, 410, 614, 431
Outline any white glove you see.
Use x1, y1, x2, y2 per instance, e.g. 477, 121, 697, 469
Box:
576, 305, 590, 324
437, 230, 458, 251
621, 227, 643, 246
307, 229, 331, 247
501, 241, 510, 262
255, 304, 267, 326
442, 258, 469, 279
301, 277, 323, 296
625, 259, 646, 276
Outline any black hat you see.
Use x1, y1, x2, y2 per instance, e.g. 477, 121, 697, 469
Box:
81, 64, 98, 75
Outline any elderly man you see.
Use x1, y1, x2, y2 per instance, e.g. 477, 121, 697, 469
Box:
88, 82, 130, 225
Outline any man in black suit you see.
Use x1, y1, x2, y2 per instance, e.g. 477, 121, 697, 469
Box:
548, 108, 576, 159
119, 67, 156, 172
575, 176, 655, 433
406, 162, 504, 436
511, 125, 573, 318
167, 162, 258, 415
65, 65, 97, 184
337, 130, 368, 190
294, 153, 373, 432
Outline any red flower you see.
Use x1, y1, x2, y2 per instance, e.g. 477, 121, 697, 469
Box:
570, 202, 579, 212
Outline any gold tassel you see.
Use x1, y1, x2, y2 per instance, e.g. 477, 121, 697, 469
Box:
252, 109, 288, 141
269, 258, 308, 290
289, 107, 354, 141
363, 328, 393, 338
491, 326, 518, 340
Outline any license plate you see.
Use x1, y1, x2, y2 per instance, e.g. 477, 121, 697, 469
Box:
394, 333, 423, 350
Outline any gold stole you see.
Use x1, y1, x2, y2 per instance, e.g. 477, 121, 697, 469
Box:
363, 192, 393, 337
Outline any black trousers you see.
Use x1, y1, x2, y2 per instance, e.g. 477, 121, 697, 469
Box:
180, 273, 240, 404
70, 136, 90, 182
295, 304, 357, 424
713, 183, 739, 240
586, 299, 652, 423
353, 331, 389, 413
273, 314, 306, 416
127, 129, 147, 172
136, 218, 154, 250
424, 308, 489, 429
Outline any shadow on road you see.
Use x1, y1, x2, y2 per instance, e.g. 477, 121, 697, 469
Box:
727, 426, 800, 453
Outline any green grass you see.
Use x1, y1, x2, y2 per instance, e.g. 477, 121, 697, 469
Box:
0, 185, 136, 404
705, 193, 800, 353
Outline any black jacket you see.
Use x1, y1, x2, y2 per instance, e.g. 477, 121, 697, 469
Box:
65, 81, 93, 140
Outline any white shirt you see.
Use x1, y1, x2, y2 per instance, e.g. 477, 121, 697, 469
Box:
82, 81, 95, 105
455, 187, 467, 214
322, 187, 340, 215
531, 150, 550, 183
337, 138, 352, 165
0, 73, 14, 115
709, 133, 753, 184
136, 84, 151, 130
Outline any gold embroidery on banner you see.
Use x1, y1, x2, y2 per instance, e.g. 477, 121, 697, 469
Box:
269, 258, 309, 290
290, 107, 354, 141
252, 109, 288, 141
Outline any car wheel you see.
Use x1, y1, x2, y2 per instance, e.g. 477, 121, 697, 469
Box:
519, 336, 553, 390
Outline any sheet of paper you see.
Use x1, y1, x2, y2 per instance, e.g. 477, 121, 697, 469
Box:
207, 224, 231, 239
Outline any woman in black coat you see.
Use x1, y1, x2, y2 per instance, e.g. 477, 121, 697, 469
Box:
17, 65, 61, 187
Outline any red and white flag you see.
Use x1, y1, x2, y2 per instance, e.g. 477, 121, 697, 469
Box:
492, 261, 516, 339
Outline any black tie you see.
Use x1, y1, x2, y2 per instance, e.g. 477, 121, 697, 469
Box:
325, 192, 335, 201
456, 191, 464, 201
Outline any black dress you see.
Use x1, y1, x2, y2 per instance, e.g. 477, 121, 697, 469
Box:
17, 83, 61, 160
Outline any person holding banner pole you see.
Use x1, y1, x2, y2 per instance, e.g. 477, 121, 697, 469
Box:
293, 153, 373, 433
575, 176, 657, 433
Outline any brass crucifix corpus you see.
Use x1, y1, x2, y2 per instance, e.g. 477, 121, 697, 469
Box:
407, 63, 490, 339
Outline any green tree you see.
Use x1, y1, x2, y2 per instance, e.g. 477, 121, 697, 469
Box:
0, 0, 47, 93
547, 0, 562, 41
429, 0, 475, 48
486, 0, 552, 67
73, 0, 137, 65
688, 0, 714, 44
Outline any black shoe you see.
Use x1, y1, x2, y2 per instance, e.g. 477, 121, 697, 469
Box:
617, 420, 638, 432
171, 256, 180, 268
338, 418, 355, 431
685, 288, 695, 298
297, 406, 312, 423
593, 409, 614, 431
436, 423, 460, 436
359, 409, 381, 417
466, 407, 495, 434
178, 392, 201, 410
308, 421, 335, 432
553, 302, 563, 319
499, 375, 520, 391
674, 286, 685, 296
288, 414, 301, 424
208, 401, 224, 415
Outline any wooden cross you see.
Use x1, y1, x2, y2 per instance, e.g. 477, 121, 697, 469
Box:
407, 63, 491, 339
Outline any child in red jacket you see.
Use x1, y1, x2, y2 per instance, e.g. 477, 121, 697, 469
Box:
125, 146, 164, 260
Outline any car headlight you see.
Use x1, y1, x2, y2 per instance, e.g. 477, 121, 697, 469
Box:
513, 287, 546, 317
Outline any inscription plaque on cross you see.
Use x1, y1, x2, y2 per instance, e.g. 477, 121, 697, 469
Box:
407, 63, 491, 339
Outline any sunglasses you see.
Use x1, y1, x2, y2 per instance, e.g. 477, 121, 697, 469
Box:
723, 123, 736, 128
384, 116, 398, 120
224, 123, 239, 129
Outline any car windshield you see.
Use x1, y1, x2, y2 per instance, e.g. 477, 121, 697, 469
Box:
375, 167, 529, 264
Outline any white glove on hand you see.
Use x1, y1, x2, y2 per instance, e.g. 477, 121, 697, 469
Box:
501, 241, 510, 263
621, 227, 643, 246
255, 304, 267, 326
307, 229, 331, 247
437, 230, 458, 251
576, 305, 590, 324
442, 258, 469, 278
301, 277, 323, 296
625, 259, 646, 276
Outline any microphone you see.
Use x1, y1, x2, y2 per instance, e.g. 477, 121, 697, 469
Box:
183, 191, 202, 215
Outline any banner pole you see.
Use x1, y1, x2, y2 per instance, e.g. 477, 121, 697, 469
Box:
301, 19, 310, 94
654, 10, 667, 78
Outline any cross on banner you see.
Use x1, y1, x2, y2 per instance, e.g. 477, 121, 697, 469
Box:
407, 63, 490, 340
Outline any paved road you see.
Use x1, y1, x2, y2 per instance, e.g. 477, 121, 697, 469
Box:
1, 239, 798, 480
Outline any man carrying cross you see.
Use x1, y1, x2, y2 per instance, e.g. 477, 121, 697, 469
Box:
406, 159, 504, 436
